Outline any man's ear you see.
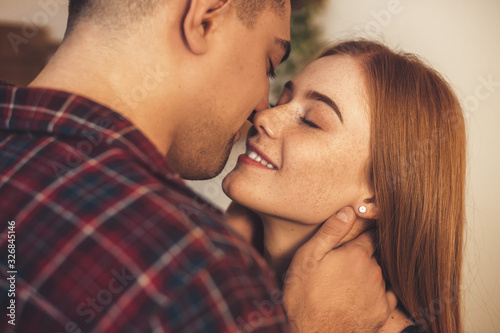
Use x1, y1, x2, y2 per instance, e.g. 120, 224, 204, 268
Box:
183, 0, 232, 55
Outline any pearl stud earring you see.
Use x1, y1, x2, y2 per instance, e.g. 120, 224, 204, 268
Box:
359, 206, 367, 214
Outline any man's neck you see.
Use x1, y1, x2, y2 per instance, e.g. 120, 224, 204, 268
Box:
29, 24, 178, 156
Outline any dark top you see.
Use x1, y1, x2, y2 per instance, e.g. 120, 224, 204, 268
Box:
401, 325, 422, 333
0, 85, 288, 332
0, 80, 15, 86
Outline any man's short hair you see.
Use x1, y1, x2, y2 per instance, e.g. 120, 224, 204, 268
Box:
233, 0, 287, 27
66, 0, 292, 34
66, 0, 163, 34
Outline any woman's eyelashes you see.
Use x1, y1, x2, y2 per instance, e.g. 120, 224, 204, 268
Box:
270, 101, 321, 129
300, 116, 321, 129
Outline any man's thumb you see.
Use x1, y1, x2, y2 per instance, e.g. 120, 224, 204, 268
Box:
305, 206, 357, 261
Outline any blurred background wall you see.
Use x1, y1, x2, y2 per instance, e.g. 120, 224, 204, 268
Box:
315, 2, 500, 332
1, 0, 499, 331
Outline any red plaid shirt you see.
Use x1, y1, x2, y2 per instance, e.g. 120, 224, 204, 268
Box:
0, 85, 288, 333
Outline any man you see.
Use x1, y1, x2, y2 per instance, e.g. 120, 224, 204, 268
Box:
0, 0, 396, 331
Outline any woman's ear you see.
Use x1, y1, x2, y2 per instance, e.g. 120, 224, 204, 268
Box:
183, 0, 231, 55
355, 197, 380, 220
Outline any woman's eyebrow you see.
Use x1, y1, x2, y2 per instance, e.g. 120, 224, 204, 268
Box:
306, 90, 343, 123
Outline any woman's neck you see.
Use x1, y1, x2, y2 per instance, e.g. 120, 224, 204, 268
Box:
259, 214, 415, 332
260, 215, 320, 286
260, 214, 373, 286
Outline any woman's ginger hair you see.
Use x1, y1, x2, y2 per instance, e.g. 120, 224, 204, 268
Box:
320, 40, 465, 333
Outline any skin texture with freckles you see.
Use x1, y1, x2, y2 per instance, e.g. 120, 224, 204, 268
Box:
223, 55, 375, 225
223, 54, 411, 331
222, 55, 380, 283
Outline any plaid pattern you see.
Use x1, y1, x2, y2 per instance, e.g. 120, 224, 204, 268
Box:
0, 85, 288, 333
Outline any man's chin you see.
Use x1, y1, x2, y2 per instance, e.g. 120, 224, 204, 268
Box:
173, 134, 236, 180
181, 167, 224, 181
180, 152, 232, 181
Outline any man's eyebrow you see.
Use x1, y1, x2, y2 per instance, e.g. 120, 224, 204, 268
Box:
275, 38, 291, 64
306, 90, 344, 123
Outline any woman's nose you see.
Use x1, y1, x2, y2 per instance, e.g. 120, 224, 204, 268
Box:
253, 104, 288, 139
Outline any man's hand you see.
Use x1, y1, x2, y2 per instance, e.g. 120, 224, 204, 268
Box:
283, 207, 397, 333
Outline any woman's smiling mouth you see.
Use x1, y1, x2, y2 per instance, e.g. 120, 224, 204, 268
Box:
238, 142, 279, 170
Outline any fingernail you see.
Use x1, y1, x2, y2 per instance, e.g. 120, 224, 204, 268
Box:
335, 207, 353, 224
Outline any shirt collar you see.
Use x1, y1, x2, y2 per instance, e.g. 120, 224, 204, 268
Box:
0, 85, 184, 184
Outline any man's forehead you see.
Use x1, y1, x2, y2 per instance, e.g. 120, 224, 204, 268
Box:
266, 1, 292, 40
253, 0, 291, 59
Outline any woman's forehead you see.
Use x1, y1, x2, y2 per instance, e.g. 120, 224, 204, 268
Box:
296, 56, 364, 92
294, 55, 368, 116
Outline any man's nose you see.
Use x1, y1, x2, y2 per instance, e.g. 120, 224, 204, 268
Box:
255, 95, 270, 112
247, 90, 270, 124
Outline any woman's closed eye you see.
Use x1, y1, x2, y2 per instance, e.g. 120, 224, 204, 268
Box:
270, 103, 321, 130
300, 116, 321, 129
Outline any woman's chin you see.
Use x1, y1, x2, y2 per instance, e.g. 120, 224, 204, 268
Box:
221, 172, 238, 200
222, 170, 251, 201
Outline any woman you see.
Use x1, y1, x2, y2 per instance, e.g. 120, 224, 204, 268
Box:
223, 40, 465, 333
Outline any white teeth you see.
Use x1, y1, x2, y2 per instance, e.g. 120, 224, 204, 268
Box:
245, 149, 277, 170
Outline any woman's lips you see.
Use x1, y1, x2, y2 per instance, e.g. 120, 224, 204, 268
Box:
238, 154, 277, 170
238, 142, 279, 170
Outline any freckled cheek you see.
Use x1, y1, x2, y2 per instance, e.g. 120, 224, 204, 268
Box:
285, 144, 353, 193
282, 158, 338, 199
276, 170, 339, 222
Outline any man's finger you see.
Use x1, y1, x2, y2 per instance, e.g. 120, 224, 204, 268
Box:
347, 229, 377, 257
300, 206, 356, 261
